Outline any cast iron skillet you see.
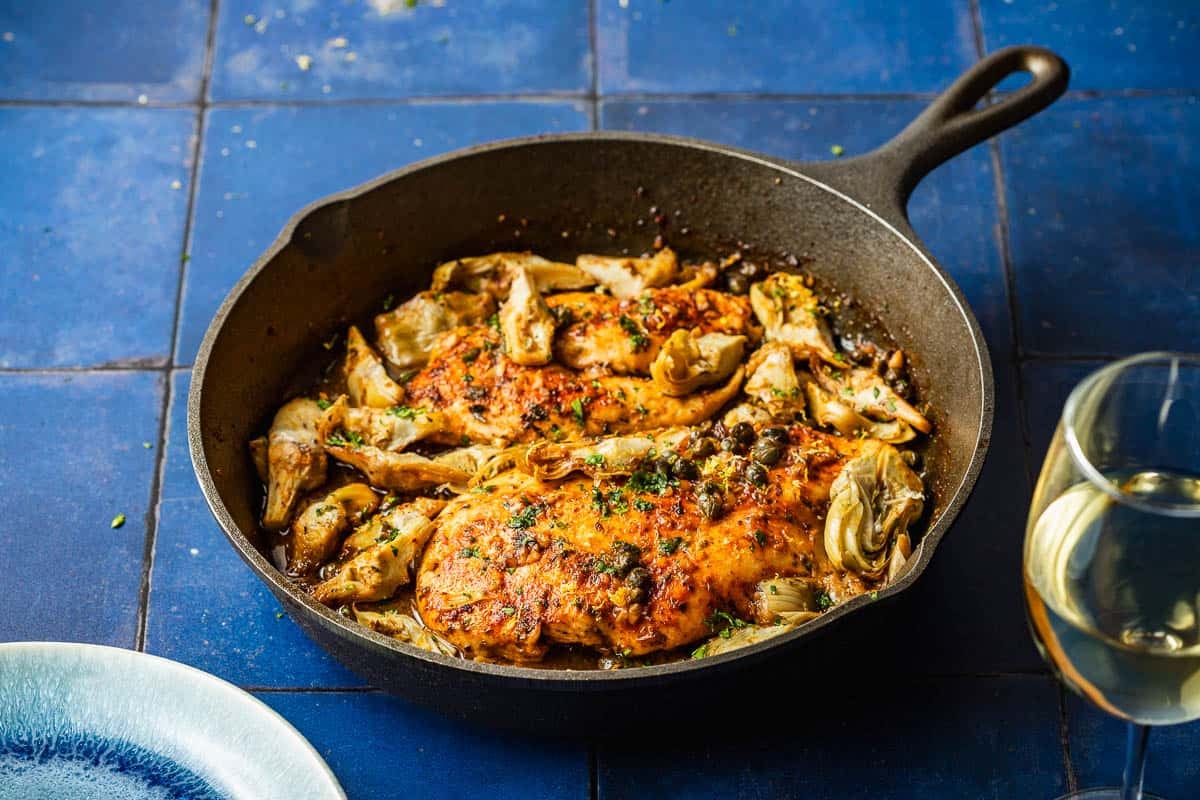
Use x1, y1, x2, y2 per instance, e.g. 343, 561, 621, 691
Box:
190, 47, 1068, 730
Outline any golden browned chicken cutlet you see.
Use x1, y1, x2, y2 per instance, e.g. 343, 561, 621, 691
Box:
414, 423, 921, 662
403, 324, 745, 445
549, 287, 756, 374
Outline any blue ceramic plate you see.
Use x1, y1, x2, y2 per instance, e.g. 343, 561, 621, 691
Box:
0, 642, 344, 800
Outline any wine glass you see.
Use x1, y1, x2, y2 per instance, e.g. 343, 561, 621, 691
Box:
1024, 352, 1200, 800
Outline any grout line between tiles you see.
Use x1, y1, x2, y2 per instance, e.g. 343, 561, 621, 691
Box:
134, 0, 218, 653
1, 88, 1194, 112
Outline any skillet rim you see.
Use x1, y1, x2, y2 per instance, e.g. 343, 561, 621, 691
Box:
188, 130, 994, 688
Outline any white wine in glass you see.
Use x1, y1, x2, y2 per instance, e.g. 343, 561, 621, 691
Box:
1025, 353, 1200, 800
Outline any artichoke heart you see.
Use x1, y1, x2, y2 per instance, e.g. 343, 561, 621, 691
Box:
749, 272, 840, 365
262, 398, 328, 531
499, 265, 556, 366
313, 500, 443, 605
744, 341, 805, 415
800, 372, 916, 444
810, 359, 931, 434
344, 325, 404, 408
431, 251, 594, 298
824, 441, 924, 579
288, 482, 379, 576
317, 395, 442, 453
576, 247, 679, 299
650, 328, 746, 397
520, 429, 690, 480
374, 290, 495, 370
352, 606, 458, 657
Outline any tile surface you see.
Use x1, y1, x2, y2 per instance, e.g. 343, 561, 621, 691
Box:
598, 677, 1066, 799
210, 0, 590, 100
176, 101, 589, 363
597, 0, 976, 94
0, 0, 210, 101
258, 692, 590, 800
0, 108, 193, 368
5, 2, 1200, 798
0, 372, 163, 646
980, 0, 1200, 91
144, 371, 364, 687
1066, 695, 1200, 798
1001, 97, 1200, 357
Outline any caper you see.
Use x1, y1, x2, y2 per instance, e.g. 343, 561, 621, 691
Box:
725, 272, 750, 295
744, 462, 769, 486
688, 436, 718, 460
609, 541, 641, 576
730, 422, 756, 446
750, 438, 783, 466
893, 379, 911, 399
625, 566, 652, 603
720, 437, 737, 452
761, 426, 789, 443
653, 456, 675, 479
672, 458, 700, 480
697, 491, 724, 520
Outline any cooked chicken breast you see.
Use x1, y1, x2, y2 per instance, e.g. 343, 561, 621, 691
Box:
549, 287, 754, 375
414, 423, 920, 662
403, 325, 745, 445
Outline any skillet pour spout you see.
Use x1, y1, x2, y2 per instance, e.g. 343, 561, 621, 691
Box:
189, 46, 1068, 731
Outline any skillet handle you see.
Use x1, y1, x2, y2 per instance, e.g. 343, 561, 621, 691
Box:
814, 46, 1069, 220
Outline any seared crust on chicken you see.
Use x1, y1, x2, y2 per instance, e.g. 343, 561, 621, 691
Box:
415, 424, 908, 662
403, 325, 745, 445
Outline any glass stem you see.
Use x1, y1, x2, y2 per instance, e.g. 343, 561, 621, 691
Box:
1120, 723, 1150, 800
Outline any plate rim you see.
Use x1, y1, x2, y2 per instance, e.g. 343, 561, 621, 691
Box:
0, 641, 346, 800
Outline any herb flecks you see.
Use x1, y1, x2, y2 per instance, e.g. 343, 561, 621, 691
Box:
507, 503, 543, 530
618, 314, 649, 352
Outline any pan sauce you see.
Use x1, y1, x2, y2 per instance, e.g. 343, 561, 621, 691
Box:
251, 249, 931, 668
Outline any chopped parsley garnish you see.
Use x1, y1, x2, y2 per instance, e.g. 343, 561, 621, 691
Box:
591, 558, 619, 575
316, 398, 332, 410
471, 484, 496, 494
507, 504, 542, 529
375, 524, 400, 544
460, 546, 482, 559
314, 505, 334, 517
618, 314, 649, 352
387, 405, 426, 420
461, 347, 481, 364
501, 606, 516, 616
633, 498, 656, 513
704, 610, 749, 638
628, 467, 676, 496
872, 387, 881, 399
486, 313, 500, 331
753, 529, 767, 547
815, 591, 834, 610
571, 398, 586, 426
325, 430, 364, 448
691, 643, 709, 660
584, 453, 605, 466
887, 399, 897, 412
657, 536, 683, 555
638, 294, 656, 315
635, 403, 649, 416
396, 370, 417, 384
768, 583, 779, 595
381, 293, 395, 311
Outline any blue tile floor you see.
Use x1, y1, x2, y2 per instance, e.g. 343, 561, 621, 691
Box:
3, 2, 1200, 798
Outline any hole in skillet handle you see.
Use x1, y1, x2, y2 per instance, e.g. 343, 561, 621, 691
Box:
814, 46, 1070, 222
